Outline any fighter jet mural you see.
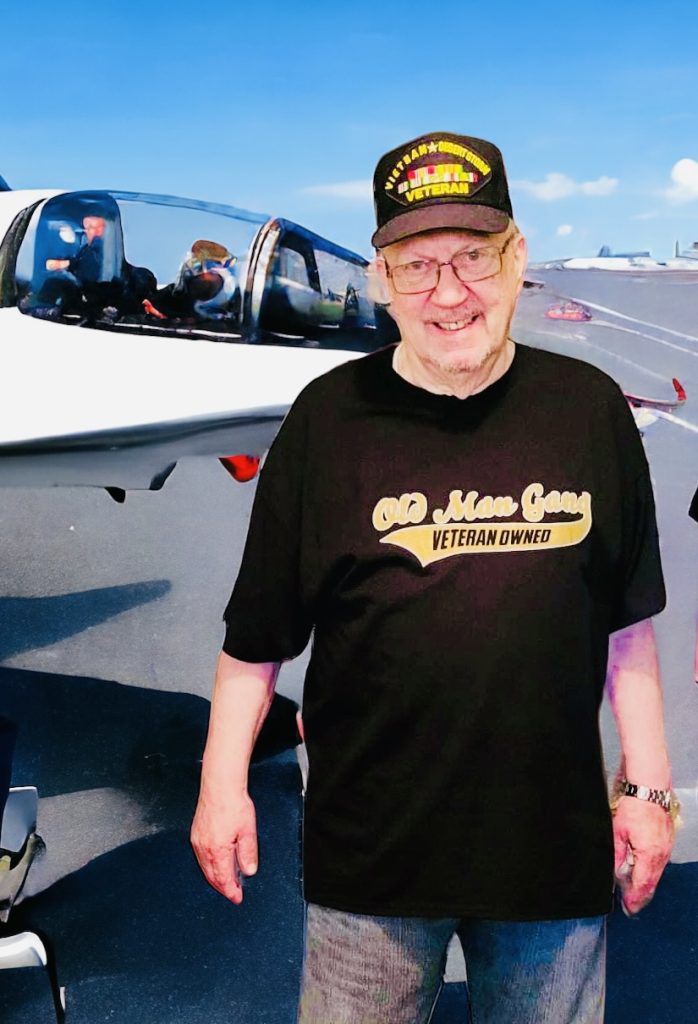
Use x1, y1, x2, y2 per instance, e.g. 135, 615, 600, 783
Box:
0, 187, 389, 495
0, 185, 686, 497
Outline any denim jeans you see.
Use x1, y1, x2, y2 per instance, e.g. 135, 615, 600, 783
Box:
297, 903, 606, 1024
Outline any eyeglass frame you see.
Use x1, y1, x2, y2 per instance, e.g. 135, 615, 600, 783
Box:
381, 232, 518, 295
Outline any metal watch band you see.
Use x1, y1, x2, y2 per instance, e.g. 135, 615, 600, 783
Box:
619, 778, 672, 812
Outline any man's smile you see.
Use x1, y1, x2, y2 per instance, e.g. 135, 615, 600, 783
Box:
427, 312, 481, 334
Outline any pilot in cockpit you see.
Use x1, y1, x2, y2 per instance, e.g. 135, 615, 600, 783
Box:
34, 206, 156, 321
45, 214, 107, 285
142, 239, 240, 323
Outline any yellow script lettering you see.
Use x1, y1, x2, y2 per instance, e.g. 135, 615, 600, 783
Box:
521, 483, 591, 522
372, 492, 427, 532
433, 490, 518, 524
521, 482, 546, 522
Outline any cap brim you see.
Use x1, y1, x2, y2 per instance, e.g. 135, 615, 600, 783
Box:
372, 204, 511, 248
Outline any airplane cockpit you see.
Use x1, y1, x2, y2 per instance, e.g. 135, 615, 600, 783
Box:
12, 190, 255, 336
5, 189, 388, 351
17, 192, 129, 318
247, 218, 386, 351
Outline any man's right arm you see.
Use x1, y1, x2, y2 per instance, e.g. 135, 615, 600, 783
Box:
190, 651, 281, 904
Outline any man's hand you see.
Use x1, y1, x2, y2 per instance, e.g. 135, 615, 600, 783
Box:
191, 790, 258, 904
45, 258, 70, 271
606, 618, 674, 915
613, 795, 674, 915
191, 653, 280, 905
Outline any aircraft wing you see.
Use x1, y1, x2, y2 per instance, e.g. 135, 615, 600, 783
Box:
0, 301, 367, 491
0, 406, 286, 492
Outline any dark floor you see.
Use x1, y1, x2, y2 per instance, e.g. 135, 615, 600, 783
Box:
2, 661, 696, 1023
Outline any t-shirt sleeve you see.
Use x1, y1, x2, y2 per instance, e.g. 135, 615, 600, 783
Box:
222, 395, 314, 662
609, 393, 666, 632
689, 485, 698, 523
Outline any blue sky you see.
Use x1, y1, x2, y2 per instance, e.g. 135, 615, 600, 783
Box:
3, 1, 698, 260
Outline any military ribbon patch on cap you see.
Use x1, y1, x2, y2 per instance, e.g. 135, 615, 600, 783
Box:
384, 138, 492, 207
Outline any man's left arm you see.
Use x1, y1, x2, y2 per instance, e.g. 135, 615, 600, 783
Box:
606, 616, 675, 915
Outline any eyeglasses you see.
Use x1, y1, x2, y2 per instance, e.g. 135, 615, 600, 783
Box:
384, 234, 517, 295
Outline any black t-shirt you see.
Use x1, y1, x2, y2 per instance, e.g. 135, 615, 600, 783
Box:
223, 343, 665, 920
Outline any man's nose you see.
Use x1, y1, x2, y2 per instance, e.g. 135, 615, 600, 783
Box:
430, 261, 471, 305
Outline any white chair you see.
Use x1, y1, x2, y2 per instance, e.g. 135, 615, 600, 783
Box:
0, 786, 66, 1023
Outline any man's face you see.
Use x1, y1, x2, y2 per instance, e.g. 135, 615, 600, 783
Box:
379, 227, 528, 376
82, 216, 106, 244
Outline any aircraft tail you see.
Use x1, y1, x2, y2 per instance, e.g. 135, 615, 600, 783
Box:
0, 174, 11, 191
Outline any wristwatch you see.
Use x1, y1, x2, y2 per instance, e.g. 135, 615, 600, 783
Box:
610, 776, 681, 823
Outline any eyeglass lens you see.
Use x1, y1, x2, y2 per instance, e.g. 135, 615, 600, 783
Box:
391, 241, 509, 294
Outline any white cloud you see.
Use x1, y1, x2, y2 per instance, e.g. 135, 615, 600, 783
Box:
665, 159, 698, 201
579, 176, 618, 196
513, 173, 619, 201
556, 224, 573, 237
300, 180, 372, 201
514, 173, 575, 200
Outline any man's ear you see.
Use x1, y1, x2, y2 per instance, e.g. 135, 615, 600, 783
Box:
513, 234, 529, 294
367, 256, 391, 305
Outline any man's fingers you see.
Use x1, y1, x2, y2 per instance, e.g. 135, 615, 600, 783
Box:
619, 848, 667, 915
629, 853, 663, 900
190, 793, 258, 903
195, 842, 245, 903
621, 878, 655, 916
237, 832, 259, 876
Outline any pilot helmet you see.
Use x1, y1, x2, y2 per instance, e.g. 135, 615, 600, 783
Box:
176, 239, 238, 318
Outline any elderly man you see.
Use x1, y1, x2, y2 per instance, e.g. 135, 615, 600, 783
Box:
191, 133, 675, 1024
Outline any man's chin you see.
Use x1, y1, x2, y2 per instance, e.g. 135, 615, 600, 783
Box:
429, 347, 496, 376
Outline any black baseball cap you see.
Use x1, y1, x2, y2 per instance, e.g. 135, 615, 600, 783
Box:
371, 132, 513, 248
